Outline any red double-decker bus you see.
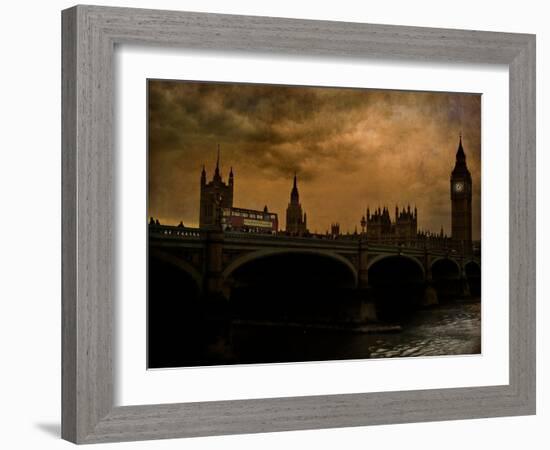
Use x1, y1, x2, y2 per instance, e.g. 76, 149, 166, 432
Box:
220, 206, 278, 234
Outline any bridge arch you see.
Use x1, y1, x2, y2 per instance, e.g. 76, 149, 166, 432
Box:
222, 248, 358, 287
430, 257, 461, 299
464, 259, 481, 272
367, 254, 426, 320
366, 253, 425, 278
223, 248, 359, 324
430, 256, 461, 274
149, 248, 203, 292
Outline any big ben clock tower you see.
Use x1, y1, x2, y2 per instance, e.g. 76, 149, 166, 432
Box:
450, 135, 472, 248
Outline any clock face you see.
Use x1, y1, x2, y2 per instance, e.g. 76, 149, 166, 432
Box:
454, 182, 464, 193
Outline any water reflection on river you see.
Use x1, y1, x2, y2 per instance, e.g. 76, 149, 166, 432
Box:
227, 301, 481, 365
367, 301, 481, 358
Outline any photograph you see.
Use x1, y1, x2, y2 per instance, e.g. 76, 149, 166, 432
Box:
147, 80, 482, 368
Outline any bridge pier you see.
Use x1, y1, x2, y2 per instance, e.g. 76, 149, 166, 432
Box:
204, 230, 228, 299
458, 261, 472, 298
422, 283, 439, 306
356, 241, 378, 322
461, 280, 471, 298
422, 252, 438, 306
355, 289, 378, 322
202, 230, 233, 355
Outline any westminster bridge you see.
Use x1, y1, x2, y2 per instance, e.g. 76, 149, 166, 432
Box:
149, 224, 481, 320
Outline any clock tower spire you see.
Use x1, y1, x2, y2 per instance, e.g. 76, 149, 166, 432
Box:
450, 134, 472, 250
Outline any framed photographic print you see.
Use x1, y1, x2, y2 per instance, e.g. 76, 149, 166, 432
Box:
62, 5, 536, 444
146, 80, 482, 368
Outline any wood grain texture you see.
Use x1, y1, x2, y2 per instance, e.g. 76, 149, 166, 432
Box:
61, 5, 536, 444
61, 6, 77, 443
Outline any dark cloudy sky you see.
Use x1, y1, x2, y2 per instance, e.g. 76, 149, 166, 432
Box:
148, 80, 481, 239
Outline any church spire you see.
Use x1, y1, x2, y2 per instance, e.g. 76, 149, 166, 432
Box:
201, 164, 206, 186
286, 171, 307, 235
213, 144, 221, 181
290, 172, 299, 204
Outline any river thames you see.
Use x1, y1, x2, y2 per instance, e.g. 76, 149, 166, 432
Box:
207, 300, 482, 365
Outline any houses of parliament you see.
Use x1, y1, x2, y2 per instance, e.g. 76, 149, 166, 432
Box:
197, 136, 473, 249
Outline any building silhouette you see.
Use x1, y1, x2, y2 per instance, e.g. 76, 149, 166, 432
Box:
199, 146, 278, 233
199, 145, 233, 228
285, 174, 308, 235
450, 135, 473, 247
358, 135, 472, 248
195, 136, 473, 247
364, 205, 418, 243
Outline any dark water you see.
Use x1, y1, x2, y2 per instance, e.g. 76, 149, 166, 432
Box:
149, 296, 481, 368
199, 300, 481, 366
367, 301, 481, 358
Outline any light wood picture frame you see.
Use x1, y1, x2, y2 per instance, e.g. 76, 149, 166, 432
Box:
61, 5, 536, 444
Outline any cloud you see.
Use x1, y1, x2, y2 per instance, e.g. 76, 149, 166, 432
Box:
148, 80, 481, 238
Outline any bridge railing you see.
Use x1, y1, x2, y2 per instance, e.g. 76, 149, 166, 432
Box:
224, 230, 360, 248
147, 224, 478, 257
148, 224, 202, 238
367, 237, 477, 254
